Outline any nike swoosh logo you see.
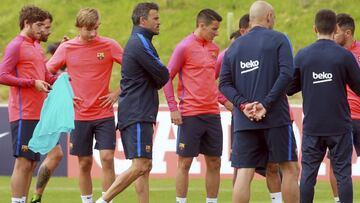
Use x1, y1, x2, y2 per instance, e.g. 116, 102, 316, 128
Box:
0, 132, 9, 138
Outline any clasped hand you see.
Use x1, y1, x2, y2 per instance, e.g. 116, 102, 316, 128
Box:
243, 102, 267, 122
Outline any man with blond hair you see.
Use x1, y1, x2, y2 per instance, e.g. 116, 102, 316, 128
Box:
219, 1, 299, 202
47, 8, 123, 203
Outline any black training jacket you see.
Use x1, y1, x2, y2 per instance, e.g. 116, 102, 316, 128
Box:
117, 26, 169, 130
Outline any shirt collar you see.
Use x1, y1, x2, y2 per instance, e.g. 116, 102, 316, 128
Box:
19, 35, 36, 44
75, 36, 100, 44
191, 33, 209, 45
132, 25, 155, 41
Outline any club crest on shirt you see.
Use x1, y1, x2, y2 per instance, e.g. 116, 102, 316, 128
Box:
21, 145, 29, 152
97, 52, 105, 60
179, 143, 185, 150
210, 51, 217, 60
145, 145, 151, 153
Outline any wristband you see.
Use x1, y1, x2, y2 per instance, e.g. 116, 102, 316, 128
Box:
240, 103, 248, 112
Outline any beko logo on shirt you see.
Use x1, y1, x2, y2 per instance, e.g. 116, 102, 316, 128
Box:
312, 72, 333, 84
240, 60, 259, 74
0, 132, 9, 138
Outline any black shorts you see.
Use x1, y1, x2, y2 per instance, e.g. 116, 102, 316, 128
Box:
231, 124, 298, 169
176, 114, 223, 157
70, 117, 116, 156
121, 122, 153, 159
11, 120, 40, 161
230, 115, 234, 161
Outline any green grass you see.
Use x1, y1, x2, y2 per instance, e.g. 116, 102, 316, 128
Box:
0, 0, 360, 103
0, 176, 359, 202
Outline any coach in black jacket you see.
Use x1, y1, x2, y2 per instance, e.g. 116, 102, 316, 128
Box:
97, 3, 169, 203
118, 16, 169, 130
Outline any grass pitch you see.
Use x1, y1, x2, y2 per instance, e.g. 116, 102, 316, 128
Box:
1, 176, 359, 202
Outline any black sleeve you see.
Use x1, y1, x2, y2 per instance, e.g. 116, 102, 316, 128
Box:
287, 52, 302, 96
346, 52, 360, 96
260, 35, 294, 110
219, 51, 248, 108
134, 37, 169, 89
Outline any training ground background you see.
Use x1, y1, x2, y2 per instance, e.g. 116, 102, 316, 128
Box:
1, 0, 360, 202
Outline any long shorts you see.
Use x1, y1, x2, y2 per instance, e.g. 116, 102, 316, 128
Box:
176, 114, 223, 157
231, 124, 298, 168
11, 120, 40, 161
121, 122, 153, 159
70, 117, 116, 156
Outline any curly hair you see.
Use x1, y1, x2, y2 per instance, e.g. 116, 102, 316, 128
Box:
19, 5, 48, 30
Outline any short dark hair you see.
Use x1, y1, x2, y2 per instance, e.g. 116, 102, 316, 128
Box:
132, 2, 159, 25
337, 13, 355, 35
19, 5, 48, 30
196, 9, 222, 27
238, 14, 250, 29
315, 9, 337, 35
45, 10, 53, 22
230, 30, 241, 40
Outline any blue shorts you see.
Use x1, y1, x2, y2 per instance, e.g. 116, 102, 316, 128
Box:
228, 115, 234, 161
11, 120, 40, 161
70, 117, 116, 156
121, 122, 153, 159
231, 124, 298, 168
176, 114, 223, 157
230, 115, 234, 148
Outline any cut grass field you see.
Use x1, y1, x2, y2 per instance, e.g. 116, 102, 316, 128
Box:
0, 176, 359, 202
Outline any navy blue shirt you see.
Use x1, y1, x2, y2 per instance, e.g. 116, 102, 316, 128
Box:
219, 26, 294, 131
118, 26, 169, 130
287, 39, 360, 136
